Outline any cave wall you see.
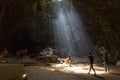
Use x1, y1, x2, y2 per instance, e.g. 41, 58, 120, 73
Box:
0, 0, 119, 60
72, 0, 120, 60
0, 0, 38, 52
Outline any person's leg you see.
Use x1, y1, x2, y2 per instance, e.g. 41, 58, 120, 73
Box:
68, 59, 72, 67
88, 64, 92, 74
91, 64, 96, 75
104, 64, 107, 72
107, 64, 110, 72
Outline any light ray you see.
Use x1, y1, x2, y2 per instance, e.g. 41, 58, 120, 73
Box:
51, 0, 93, 58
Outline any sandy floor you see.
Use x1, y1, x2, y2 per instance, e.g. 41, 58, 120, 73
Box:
24, 63, 120, 80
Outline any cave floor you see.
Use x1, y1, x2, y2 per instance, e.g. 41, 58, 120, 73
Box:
24, 63, 120, 80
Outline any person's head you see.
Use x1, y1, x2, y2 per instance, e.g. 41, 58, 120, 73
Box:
89, 52, 92, 55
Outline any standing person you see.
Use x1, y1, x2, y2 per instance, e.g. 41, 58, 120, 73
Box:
103, 53, 110, 72
65, 53, 72, 67
88, 52, 96, 75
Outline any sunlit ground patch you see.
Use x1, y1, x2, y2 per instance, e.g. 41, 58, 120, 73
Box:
51, 63, 107, 74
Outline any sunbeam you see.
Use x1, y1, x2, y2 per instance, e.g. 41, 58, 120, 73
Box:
51, 0, 93, 58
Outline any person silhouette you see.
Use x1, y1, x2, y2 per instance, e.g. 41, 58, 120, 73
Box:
88, 52, 96, 75
103, 53, 110, 72
65, 54, 72, 67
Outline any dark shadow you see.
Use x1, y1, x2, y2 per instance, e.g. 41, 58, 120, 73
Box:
94, 75, 105, 80
110, 73, 120, 75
